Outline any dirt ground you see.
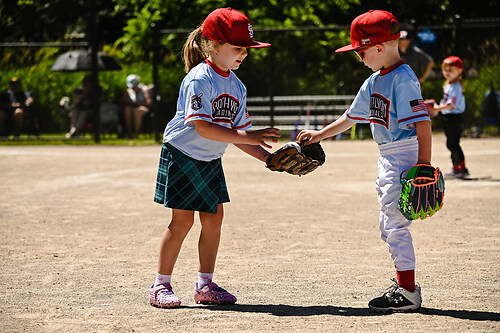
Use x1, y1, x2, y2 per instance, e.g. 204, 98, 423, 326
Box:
0, 134, 499, 332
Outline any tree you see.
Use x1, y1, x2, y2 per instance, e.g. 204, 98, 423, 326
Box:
0, 0, 498, 133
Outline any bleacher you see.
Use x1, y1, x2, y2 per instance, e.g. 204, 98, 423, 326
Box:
247, 94, 355, 131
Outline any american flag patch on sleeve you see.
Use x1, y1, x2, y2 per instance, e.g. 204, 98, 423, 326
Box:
409, 99, 428, 112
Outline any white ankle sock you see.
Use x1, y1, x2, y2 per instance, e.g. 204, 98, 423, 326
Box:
197, 272, 213, 288
155, 273, 171, 286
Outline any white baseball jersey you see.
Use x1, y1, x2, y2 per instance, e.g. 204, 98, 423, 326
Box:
346, 61, 430, 145
163, 59, 252, 161
440, 81, 466, 115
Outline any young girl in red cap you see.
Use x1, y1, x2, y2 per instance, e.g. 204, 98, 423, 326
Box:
149, 8, 279, 308
427, 56, 468, 178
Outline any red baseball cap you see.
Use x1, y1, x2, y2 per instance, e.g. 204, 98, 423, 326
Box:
442, 56, 463, 69
336, 10, 400, 53
201, 8, 270, 48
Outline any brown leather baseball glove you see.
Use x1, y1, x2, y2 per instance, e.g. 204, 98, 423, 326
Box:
266, 141, 326, 176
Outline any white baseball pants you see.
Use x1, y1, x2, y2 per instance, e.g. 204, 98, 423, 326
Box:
376, 137, 419, 271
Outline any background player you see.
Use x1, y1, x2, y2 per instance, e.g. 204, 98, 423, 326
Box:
298, 10, 434, 312
426, 56, 468, 178
149, 7, 280, 308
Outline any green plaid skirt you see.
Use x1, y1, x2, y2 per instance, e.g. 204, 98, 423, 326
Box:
154, 143, 230, 214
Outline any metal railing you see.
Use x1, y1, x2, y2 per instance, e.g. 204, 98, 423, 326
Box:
247, 94, 355, 131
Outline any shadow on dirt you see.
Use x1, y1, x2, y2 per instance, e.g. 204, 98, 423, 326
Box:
446, 176, 500, 182
420, 307, 500, 321
199, 304, 500, 321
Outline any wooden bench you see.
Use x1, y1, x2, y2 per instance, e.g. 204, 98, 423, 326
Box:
246, 95, 355, 132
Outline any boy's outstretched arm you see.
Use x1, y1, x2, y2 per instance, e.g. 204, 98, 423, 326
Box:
297, 113, 355, 144
416, 120, 432, 164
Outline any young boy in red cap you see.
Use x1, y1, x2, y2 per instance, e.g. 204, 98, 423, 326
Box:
298, 10, 436, 312
148, 7, 279, 308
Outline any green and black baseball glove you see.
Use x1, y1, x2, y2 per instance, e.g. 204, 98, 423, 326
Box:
266, 141, 326, 176
398, 164, 445, 220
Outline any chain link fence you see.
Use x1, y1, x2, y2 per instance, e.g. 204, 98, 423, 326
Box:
1, 16, 499, 139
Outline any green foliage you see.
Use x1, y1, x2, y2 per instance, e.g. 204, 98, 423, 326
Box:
1, 0, 499, 134
112, 3, 162, 62
0, 0, 121, 44
0, 57, 162, 133
111, 0, 361, 64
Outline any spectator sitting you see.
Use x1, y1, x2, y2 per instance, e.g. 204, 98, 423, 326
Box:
0, 77, 34, 139
398, 30, 435, 83
66, 75, 102, 138
122, 74, 152, 138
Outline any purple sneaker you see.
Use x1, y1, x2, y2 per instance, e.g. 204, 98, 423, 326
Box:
149, 283, 181, 308
194, 281, 237, 305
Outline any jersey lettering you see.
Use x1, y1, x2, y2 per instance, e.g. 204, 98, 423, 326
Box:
212, 94, 239, 125
370, 93, 390, 128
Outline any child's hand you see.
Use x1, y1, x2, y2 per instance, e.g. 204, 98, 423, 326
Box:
247, 127, 280, 148
424, 99, 438, 117
296, 130, 321, 145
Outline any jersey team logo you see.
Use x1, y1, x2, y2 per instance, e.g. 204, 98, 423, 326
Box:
191, 93, 203, 111
370, 93, 390, 128
212, 94, 240, 125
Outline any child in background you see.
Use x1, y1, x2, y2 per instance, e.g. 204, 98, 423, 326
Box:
298, 10, 434, 312
149, 7, 279, 308
426, 56, 468, 178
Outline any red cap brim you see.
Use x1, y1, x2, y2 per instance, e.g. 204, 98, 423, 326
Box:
230, 41, 271, 48
335, 44, 356, 53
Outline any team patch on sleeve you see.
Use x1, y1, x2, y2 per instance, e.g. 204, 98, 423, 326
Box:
409, 99, 427, 113
191, 93, 203, 111
450, 96, 457, 108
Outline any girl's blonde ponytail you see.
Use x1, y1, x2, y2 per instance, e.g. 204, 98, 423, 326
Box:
182, 27, 206, 73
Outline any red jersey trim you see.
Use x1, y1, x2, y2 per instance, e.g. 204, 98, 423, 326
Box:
346, 112, 368, 122
213, 119, 232, 125
398, 113, 429, 123
380, 60, 405, 76
234, 121, 252, 129
185, 113, 212, 122
205, 59, 230, 77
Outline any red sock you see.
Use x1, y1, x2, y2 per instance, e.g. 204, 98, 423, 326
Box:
396, 269, 415, 292
459, 160, 466, 171
453, 164, 460, 172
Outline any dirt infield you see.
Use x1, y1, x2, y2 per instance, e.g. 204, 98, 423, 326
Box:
1, 134, 499, 332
